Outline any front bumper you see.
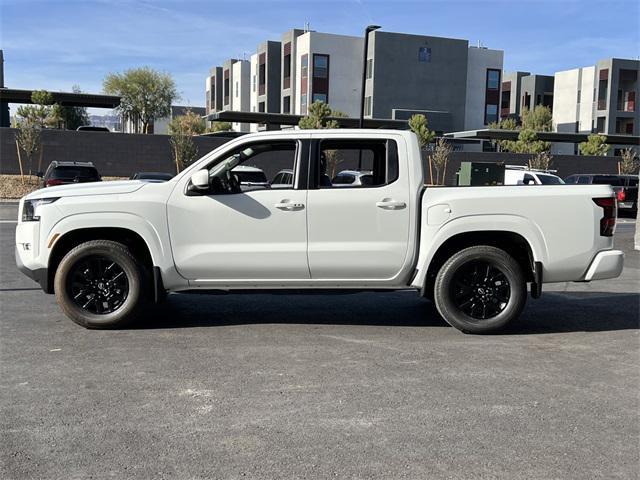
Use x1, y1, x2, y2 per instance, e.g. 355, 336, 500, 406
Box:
15, 246, 50, 292
582, 250, 625, 281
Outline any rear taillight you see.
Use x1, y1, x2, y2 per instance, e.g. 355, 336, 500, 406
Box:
617, 189, 626, 202
45, 179, 65, 187
593, 197, 616, 237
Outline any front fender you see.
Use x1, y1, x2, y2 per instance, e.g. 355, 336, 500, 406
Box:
411, 214, 548, 289
45, 212, 167, 267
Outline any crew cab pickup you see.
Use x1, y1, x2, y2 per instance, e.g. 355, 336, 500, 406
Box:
16, 130, 625, 333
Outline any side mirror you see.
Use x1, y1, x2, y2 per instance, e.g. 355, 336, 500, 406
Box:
190, 169, 210, 190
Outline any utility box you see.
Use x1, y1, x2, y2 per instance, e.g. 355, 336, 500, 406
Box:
457, 162, 505, 186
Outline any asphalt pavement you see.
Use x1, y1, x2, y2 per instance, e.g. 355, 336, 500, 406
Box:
0, 203, 638, 479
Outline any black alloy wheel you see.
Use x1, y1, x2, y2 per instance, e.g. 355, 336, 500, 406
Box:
451, 261, 510, 321
67, 255, 129, 314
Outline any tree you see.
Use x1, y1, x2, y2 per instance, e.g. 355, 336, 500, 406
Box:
169, 110, 206, 173
299, 102, 345, 176
58, 85, 90, 130
529, 151, 553, 171
298, 100, 341, 129
429, 137, 453, 185
619, 148, 639, 174
16, 90, 58, 128
489, 117, 518, 151
521, 105, 552, 132
207, 121, 232, 132
512, 128, 550, 154
579, 134, 610, 156
104, 67, 178, 134
408, 114, 436, 149
15, 121, 41, 178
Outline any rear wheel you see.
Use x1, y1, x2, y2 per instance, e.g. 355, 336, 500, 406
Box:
54, 240, 149, 329
433, 246, 527, 334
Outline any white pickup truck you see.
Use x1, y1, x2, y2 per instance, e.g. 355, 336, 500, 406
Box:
16, 129, 624, 333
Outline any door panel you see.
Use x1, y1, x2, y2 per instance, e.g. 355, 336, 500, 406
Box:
167, 137, 310, 282
168, 190, 309, 280
306, 137, 411, 280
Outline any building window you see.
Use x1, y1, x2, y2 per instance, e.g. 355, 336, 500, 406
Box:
235, 81, 238, 98
313, 54, 329, 78
252, 75, 256, 92
283, 55, 291, 84
418, 47, 431, 63
485, 104, 498, 124
596, 116, 606, 133
301, 54, 308, 78
577, 89, 581, 103
366, 59, 373, 79
486, 69, 500, 90
364, 96, 372, 116
300, 94, 307, 115
312, 93, 327, 103
258, 102, 265, 113
283, 95, 291, 113
258, 53, 266, 96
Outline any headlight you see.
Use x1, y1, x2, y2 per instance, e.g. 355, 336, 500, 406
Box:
22, 198, 59, 222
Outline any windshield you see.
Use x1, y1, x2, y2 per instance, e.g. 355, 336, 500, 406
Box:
537, 174, 564, 185
50, 166, 99, 180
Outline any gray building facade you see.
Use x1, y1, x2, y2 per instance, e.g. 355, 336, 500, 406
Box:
205, 66, 223, 116
364, 31, 470, 133
256, 40, 282, 113
520, 74, 554, 113
280, 29, 305, 114
501, 71, 530, 119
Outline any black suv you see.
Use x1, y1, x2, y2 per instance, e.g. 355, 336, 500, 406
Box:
564, 174, 638, 215
40, 161, 102, 188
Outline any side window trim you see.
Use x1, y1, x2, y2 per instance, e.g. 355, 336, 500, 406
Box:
310, 138, 400, 190
189, 139, 305, 194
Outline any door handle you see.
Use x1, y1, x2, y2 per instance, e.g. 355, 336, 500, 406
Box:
376, 199, 407, 210
275, 201, 305, 211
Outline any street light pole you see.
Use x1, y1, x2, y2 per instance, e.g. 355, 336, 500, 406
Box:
359, 25, 381, 129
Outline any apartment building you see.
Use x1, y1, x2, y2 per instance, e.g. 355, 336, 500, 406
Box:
205, 66, 222, 117
280, 29, 305, 114
553, 58, 638, 154
254, 40, 281, 114
464, 46, 505, 130
228, 59, 251, 132
294, 31, 363, 117
364, 31, 503, 133
520, 74, 554, 113
501, 71, 530, 119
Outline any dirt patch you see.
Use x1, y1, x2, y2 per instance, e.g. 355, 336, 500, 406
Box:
0, 175, 127, 199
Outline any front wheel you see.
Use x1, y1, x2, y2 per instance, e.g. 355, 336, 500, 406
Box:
54, 240, 149, 329
433, 246, 527, 334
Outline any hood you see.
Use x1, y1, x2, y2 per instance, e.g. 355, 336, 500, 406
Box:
25, 180, 147, 200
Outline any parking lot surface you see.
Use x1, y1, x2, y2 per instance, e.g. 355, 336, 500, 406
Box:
1, 203, 638, 479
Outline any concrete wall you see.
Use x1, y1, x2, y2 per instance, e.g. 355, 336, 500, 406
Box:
0, 128, 228, 177
502, 71, 530, 118
464, 46, 504, 130
295, 32, 363, 117
367, 32, 469, 133
281, 29, 304, 114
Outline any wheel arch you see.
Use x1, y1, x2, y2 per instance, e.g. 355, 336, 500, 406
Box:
420, 230, 538, 298
47, 227, 154, 294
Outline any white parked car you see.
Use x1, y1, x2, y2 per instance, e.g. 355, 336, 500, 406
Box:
16, 129, 624, 333
504, 167, 565, 185
332, 170, 374, 187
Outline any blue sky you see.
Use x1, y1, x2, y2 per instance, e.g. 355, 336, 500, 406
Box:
1, 0, 639, 113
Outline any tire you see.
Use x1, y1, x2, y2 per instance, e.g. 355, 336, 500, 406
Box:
433, 245, 527, 334
54, 240, 149, 329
